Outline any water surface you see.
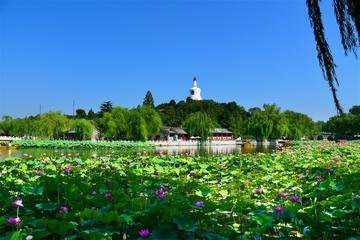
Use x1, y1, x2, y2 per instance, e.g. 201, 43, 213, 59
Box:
0, 144, 276, 161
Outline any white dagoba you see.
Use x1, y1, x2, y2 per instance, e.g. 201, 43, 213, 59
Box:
189, 77, 202, 101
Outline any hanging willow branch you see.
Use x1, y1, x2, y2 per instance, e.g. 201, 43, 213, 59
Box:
306, 0, 359, 115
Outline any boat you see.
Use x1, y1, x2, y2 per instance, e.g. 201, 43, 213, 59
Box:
0, 139, 19, 150
0, 145, 19, 150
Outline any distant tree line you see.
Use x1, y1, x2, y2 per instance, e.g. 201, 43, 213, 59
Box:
0, 91, 359, 141
322, 105, 360, 136
157, 99, 325, 140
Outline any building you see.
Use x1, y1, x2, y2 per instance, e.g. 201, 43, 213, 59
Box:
158, 127, 189, 141
189, 77, 202, 101
209, 128, 233, 141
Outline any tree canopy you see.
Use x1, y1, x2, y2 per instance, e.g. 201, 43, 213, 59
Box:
1, 99, 358, 141
143, 90, 155, 108
183, 112, 217, 141
99, 101, 113, 116
307, 0, 359, 114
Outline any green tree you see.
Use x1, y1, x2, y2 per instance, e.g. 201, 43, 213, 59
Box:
307, 0, 359, 114
75, 109, 87, 119
229, 115, 246, 138
183, 112, 217, 141
246, 104, 289, 140
263, 104, 289, 139
349, 105, 360, 115
0, 116, 13, 135
324, 114, 360, 135
127, 110, 148, 141
111, 107, 129, 139
99, 101, 113, 116
87, 109, 96, 119
143, 90, 155, 108
247, 110, 273, 139
96, 107, 129, 140
71, 119, 94, 140
136, 106, 162, 139
283, 110, 317, 139
97, 112, 117, 140
36, 112, 69, 139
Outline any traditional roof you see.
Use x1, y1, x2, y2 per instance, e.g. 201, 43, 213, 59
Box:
212, 128, 232, 134
171, 127, 187, 135
161, 127, 188, 135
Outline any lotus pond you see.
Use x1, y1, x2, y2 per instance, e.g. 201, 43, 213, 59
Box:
0, 141, 359, 239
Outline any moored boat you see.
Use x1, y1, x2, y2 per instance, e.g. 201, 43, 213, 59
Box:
0, 145, 19, 150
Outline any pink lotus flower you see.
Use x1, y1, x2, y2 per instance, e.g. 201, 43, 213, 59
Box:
281, 192, 289, 197
7, 217, 21, 225
12, 199, 24, 207
325, 166, 331, 171
138, 228, 150, 238
274, 206, 284, 212
315, 175, 322, 181
36, 169, 43, 176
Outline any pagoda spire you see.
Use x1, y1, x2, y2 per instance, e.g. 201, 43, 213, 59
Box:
193, 76, 198, 87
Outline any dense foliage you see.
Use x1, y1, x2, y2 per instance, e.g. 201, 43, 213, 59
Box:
324, 114, 360, 135
0, 106, 162, 141
158, 101, 322, 140
0, 142, 359, 239
1, 97, 359, 140
183, 112, 217, 141
12, 140, 154, 151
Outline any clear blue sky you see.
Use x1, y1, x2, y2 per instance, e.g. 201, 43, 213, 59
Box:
0, 0, 359, 121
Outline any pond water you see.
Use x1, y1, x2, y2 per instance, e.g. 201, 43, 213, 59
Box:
0, 144, 277, 161
155, 144, 277, 156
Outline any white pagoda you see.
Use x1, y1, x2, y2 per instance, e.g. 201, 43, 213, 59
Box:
189, 77, 202, 101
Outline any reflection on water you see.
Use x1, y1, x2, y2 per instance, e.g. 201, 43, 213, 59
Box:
155, 144, 276, 156
0, 148, 112, 161
0, 144, 277, 161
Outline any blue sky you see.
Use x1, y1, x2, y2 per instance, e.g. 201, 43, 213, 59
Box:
0, 0, 359, 121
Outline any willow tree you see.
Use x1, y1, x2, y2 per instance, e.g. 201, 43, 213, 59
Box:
307, 0, 359, 114
183, 112, 217, 141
